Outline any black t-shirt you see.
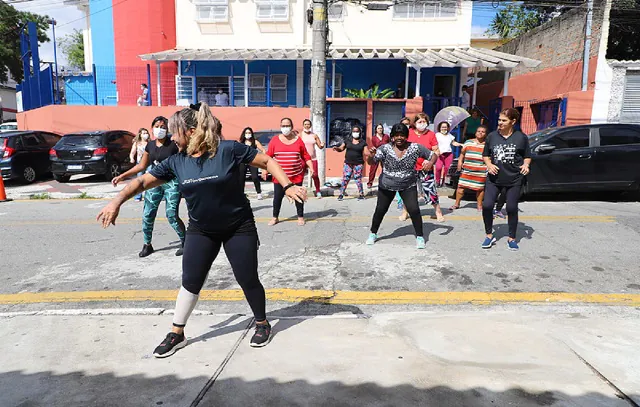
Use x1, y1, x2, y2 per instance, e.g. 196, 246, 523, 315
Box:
149, 140, 258, 233
145, 139, 179, 167
483, 130, 532, 186
344, 139, 366, 165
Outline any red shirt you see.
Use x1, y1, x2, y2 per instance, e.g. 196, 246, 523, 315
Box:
408, 129, 437, 170
267, 136, 312, 184
370, 134, 390, 149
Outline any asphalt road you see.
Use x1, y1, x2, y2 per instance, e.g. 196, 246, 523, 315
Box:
1, 192, 639, 314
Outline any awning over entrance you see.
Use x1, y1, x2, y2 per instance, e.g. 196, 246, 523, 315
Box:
139, 47, 540, 70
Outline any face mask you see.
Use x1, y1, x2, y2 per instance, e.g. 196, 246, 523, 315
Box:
304, 128, 312, 133
153, 128, 167, 139
440, 129, 449, 135
245, 133, 253, 139
352, 132, 361, 139
416, 123, 428, 131
281, 127, 292, 136
141, 133, 149, 141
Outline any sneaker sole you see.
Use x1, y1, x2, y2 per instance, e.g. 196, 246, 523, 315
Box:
482, 239, 497, 249
250, 334, 272, 348
153, 337, 187, 358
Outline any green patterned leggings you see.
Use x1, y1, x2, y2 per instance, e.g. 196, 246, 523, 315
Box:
142, 179, 186, 245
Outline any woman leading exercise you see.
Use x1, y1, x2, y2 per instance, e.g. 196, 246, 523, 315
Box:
97, 103, 307, 357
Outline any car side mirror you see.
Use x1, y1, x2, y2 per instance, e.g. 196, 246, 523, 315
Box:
536, 144, 556, 154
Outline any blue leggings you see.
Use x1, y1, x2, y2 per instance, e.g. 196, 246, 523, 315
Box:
142, 179, 186, 244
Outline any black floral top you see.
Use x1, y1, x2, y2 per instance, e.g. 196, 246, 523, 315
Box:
373, 143, 432, 191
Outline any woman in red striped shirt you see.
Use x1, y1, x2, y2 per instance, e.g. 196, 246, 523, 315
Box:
266, 117, 313, 226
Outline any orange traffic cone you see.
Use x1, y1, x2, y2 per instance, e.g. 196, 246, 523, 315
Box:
0, 176, 12, 202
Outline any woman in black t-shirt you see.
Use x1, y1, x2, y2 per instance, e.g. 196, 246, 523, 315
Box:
333, 125, 370, 201
481, 108, 532, 251
238, 127, 266, 199
98, 102, 306, 357
113, 116, 186, 258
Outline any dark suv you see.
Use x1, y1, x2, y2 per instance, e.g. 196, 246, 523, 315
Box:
50, 130, 135, 182
0, 131, 62, 183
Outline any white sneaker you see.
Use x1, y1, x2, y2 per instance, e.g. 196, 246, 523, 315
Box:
257, 193, 263, 200
316, 192, 322, 199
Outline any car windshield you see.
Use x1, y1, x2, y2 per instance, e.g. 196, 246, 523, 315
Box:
58, 135, 102, 147
528, 128, 556, 145
256, 132, 278, 146
0, 123, 18, 131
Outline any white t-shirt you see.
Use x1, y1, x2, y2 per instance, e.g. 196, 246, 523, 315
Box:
462, 92, 471, 109
436, 132, 455, 154
215, 93, 229, 106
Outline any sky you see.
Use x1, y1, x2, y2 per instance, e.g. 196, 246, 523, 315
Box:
13, 0, 501, 67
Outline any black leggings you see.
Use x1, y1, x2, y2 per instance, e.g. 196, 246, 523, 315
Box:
182, 225, 266, 321
273, 182, 303, 218
482, 182, 521, 239
371, 187, 423, 237
239, 164, 262, 194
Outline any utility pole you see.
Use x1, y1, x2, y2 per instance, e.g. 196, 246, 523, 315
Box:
581, 0, 594, 91
50, 19, 60, 104
310, 0, 328, 186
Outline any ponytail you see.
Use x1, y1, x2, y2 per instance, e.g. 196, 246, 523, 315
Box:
169, 102, 223, 158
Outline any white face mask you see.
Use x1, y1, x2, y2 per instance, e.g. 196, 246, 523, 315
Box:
416, 123, 428, 131
141, 133, 149, 141
440, 129, 449, 135
153, 128, 167, 139
245, 133, 253, 139
352, 132, 361, 139
281, 127, 292, 136
304, 128, 312, 133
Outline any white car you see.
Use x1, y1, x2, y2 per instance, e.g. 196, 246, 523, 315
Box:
0, 122, 18, 132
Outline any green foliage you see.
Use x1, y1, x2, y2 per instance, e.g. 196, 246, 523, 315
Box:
60, 29, 84, 70
30, 193, 50, 200
345, 85, 395, 99
0, 2, 50, 83
607, 0, 640, 60
486, 5, 545, 39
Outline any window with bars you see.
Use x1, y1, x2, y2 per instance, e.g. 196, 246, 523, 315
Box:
249, 74, 266, 103
194, 0, 229, 22
255, 0, 289, 22
328, 2, 345, 21
393, 0, 458, 19
270, 74, 287, 103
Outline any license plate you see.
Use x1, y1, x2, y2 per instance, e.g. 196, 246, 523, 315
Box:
67, 165, 83, 170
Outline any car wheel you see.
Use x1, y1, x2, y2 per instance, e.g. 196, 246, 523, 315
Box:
105, 161, 121, 181
20, 165, 37, 184
53, 174, 71, 183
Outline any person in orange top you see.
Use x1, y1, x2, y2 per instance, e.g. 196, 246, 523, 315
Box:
265, 117, 314, 226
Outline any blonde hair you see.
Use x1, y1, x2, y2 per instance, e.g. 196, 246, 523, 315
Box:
169, 102, 223, 157
135, 127, 148, 144
414, 112, 430, 125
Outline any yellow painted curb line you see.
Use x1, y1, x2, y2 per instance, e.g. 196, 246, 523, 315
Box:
1, 289, 639, 306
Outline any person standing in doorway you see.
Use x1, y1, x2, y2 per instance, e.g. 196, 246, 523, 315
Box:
97, 102, 307, 357
137, 83, 149, 106
112, 116, 186, 257
334, 125, 369, 201
462, 109, 485, 141
300, 119, 325, 198
367, 123, 390, 189
435, 121, 463, 187
266, 117, 313, 226
239, 127, 266, 200
481, 108, 532, 251
215, 88, 229, 107
450, 125, 489, 212
129, 128, 150, 201
461, 85, 471, 111
366, 123, 437, 249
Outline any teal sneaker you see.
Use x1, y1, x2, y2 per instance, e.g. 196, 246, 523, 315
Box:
366, 233, 378, 245
416, 236, 426, 249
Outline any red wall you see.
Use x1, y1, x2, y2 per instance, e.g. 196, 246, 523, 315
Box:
112, 0, 177, 106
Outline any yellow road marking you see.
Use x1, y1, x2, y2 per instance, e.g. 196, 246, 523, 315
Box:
0, 215, 616, 227
1, 289, 638, 306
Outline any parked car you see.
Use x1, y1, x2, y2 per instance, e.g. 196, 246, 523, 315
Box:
448, 124, 640, 196
0, 131, 62, 183
50, 130, 135, 182
0, 122, 18, 133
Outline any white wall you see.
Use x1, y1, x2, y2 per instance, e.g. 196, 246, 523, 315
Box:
176, 0, 472, 49
0, 87, 17, 122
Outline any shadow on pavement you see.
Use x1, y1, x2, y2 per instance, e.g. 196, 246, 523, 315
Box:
378, 223, 454, 243
493, 222, 535, 243
1, 369, 634, 407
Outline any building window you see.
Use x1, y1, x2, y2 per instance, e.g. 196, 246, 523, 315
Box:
270, 74, 287, 103
249, 74, 266, 103
328, 73, 342, 97
328, 2, 345, 21
194, 0, 229, 22
393, 1, 458, 19
255, 0, 289, 22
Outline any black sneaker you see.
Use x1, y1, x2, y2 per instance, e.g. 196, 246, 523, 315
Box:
139, 244, 154, 258
357, 194, 365, 201
337, 194, 344, 201
153, 332, 187, 358
175, 243, 184, 256
250, 321, 271, 348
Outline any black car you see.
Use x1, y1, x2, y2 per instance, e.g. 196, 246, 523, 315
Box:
449, 123, 640, 196
50, 130, 135, 182
0, 130, 62, 183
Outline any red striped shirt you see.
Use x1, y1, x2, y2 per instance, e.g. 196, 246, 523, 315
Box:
266, 135, 312, 184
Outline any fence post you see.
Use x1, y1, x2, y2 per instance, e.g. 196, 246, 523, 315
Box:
92, 64, 98, 105
146, 64, 152, 106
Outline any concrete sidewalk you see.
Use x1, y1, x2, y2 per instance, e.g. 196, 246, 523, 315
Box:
1, 308, 638, 407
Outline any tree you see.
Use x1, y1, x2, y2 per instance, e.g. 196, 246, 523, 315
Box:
0, 2, 50, 83
60, 29, 85, 70
607, 0, 640, 59
486, 5, 545, 39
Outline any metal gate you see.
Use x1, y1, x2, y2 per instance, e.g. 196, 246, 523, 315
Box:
621, 71, 640, 123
